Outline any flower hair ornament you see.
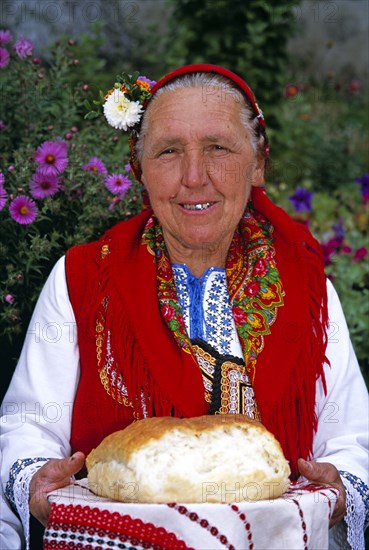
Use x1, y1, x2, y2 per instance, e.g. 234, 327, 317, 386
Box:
84, 71, 157, 131
86, 64, 269, 187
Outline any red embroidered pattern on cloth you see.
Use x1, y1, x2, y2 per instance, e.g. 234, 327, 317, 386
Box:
44, 503, 192, 550
228, 504, 254, 549
168, 502, 239, 550
290, 498, 308, 550
45, 480, 339, 550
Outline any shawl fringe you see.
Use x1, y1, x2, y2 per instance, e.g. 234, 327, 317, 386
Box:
88, 236, 177, 419
252, 187, 328, 477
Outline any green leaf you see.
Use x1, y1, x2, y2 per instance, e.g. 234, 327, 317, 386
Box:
84, 111, 99, 120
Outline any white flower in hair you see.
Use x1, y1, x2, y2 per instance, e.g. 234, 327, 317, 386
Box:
103, 89, 144, 131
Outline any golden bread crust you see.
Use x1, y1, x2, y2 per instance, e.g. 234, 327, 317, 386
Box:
86, 415, 291, 503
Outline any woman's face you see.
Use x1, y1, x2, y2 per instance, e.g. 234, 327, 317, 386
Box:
140, 86, 264, 260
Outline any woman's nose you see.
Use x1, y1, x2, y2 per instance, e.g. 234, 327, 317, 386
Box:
181, 150, 207, 188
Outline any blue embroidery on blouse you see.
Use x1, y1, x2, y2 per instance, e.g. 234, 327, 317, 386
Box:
339, 470, 369, 527
5, 457, 48, 509
172, 264, 234, 354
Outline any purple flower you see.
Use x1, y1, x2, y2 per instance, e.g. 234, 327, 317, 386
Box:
138, 75, 157, 88
0, 171, 4, 186
9, 195, 38, 224
105, 173, 131, 195
288, 187, 313, 212
35, 140, 68, 175
356, 174, 369, 205
29, 171, 60, 199
0, 30, 12, 45
13, 37, 33, 58
0, 120, 7, 130
82, 156, 108, 176
0, 47, 10, 69
332, 220, 345, 242
0, 186, 8, 211
124, 162, 131, 174
4, 294, 15, 304
108, 196, 123, 210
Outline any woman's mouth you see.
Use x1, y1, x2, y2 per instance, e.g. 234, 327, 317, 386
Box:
181, 202, 215, 211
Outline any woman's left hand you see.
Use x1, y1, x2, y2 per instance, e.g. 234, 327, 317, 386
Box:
297, 458, 346, 528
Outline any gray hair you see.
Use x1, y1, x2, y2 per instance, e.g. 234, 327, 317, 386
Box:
135, 72, 267, 162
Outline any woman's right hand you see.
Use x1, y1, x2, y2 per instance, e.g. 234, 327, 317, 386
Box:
29, 451, 85, 526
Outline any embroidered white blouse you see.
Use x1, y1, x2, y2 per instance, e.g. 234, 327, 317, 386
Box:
1, 257, 368, 549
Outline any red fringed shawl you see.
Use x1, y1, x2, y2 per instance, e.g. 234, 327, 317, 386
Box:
66, 187, 328, 478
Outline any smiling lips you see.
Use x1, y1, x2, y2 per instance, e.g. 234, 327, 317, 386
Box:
181, 202, 216, 211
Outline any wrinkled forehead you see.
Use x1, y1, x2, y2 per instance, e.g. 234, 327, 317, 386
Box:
144, 85, 244, 131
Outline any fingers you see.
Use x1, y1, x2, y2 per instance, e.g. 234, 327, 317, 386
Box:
297, 458, 347, 528
297, 458, 337, 484
51, 452, 86, 482
29, 452, 85, 527
297, 458, 322, 481
329, 488, 346, 527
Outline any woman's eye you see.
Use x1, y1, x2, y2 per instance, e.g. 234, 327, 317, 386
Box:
210, 144, 228, 153
160, 148, 176, 156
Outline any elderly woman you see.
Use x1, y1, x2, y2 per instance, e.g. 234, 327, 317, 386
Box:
1, 65, 368, 549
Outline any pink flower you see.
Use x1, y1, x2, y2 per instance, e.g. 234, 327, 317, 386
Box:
13, 37, 33, 58
162, 304, 175, 321
245, 281, 261, 297
108, 196, 122, 210
29, 171, 60, 199
82, 157, 108, 176
353, 247, 368, 262
0, 30, 12, 45
233, 306, 248, 324
4, 294, 15, 304
321, 243, 334, 265
35, 140, 68, 175
341, 245, 352, 254
327, 237, 342, 249
0, 47, 10, 69
253, 258, 268, 277
9, 195, 38, 224
348, 80, 361, 94
0, 186, 8, 211
105, 173, 131, 195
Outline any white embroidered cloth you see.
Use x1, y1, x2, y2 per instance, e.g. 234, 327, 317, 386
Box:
45, 479, 338, 550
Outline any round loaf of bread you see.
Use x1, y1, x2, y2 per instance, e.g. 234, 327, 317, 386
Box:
86, 415, 291, 503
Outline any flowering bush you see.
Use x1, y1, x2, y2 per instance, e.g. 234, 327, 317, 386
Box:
264, 76, 369, 384
272, 179, 369, 374
0, 33, 142, 353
